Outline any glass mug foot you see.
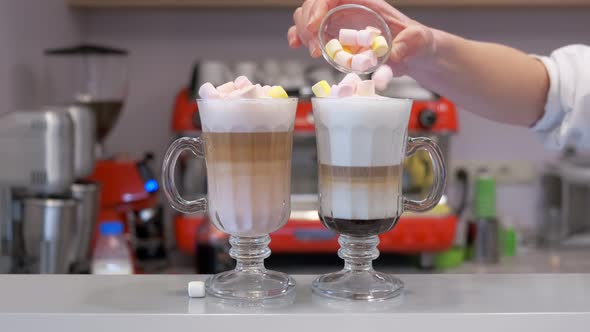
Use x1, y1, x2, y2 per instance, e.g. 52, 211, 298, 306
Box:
312, 235, 403, 301
205, 235, 295, 302
206, 269, 296, 301
312, 269, 404, 301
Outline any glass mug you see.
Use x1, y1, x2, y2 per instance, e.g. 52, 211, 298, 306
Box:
162, 98, 298, 302
312, 97, 446, 301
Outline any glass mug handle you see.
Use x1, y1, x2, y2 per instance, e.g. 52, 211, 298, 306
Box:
403, 137, 446, 212
161, 137, 207, 214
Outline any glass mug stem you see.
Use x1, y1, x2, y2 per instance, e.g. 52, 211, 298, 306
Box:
161, 137, 207, 214
339, 235, 379, 272
403, 137, 446, 212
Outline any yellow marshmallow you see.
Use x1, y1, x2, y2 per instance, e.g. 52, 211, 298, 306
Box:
267, 85, 288, 99
325, 39, 343, 59
371, 36, 389, 57
312, 80, 331, 97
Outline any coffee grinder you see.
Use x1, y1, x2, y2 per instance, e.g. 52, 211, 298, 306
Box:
44, 44, 167, 272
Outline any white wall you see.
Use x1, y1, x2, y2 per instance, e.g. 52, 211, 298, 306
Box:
0, 0, 81, 112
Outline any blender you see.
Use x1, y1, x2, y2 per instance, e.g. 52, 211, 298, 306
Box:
44, 44, 168, 273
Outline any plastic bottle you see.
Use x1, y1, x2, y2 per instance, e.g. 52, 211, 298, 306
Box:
91, 221, 133, 275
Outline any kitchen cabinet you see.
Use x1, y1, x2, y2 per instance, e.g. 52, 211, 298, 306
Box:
67, 0, 590, 8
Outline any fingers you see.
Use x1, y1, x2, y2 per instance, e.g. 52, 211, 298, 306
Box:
288, 26, 302, 48
294, 4, 321, 57
390, 25, 433, 63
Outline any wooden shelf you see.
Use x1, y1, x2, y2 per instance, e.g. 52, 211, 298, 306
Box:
67, 0, 590, 8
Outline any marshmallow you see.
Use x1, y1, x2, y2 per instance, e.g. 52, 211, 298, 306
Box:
325, 39, 343, 59
339, 29, 359, 47
216, 81, 236, 95
238, 85, 258, 98
357, 29, 375, 48
366, 26, 382, 35
372, 65, 394, 91
188, 281, 205, 298
234, 76, 253, 89
334, 50, 353, 69
340, 73, 362, 87
198, 82, 220, 99
360, 50, 378, 66
254, 84, 266, 98
267, 85, 289, 98
261, 85, 272, 96
343, 45, 361, 54
338, 83, 355, 97
330, 85, 340, 97
312, 80, 331, 97
371, 35, 389, 57
351, 54, 373, 72
356, 80, 375, 96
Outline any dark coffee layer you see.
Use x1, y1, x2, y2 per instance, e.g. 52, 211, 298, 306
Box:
320, 216, 399, 236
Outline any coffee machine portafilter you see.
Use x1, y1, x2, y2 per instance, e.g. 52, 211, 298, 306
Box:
0, 105, 97, 274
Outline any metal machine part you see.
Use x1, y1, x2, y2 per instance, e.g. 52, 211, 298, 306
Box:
65, 105, 96, 178
540, 157, 590, 247
0, 110, 74, 195
20, 198, 77, 274
70, 182, 100, 273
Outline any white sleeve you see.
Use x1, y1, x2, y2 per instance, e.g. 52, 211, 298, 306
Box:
531, 44, 590, 150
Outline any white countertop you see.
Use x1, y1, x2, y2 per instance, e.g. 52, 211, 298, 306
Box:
1, 274, 590, 331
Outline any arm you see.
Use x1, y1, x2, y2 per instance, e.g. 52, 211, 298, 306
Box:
405, 30, 549, 127
288, 0, 549, 127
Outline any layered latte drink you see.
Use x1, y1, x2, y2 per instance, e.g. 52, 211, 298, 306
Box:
313, 97, 412, 236
198, 98, 297, 237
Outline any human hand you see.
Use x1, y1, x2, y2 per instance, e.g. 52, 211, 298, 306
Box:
288, 0, 438, 76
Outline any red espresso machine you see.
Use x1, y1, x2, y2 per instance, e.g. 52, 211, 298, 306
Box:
170, 64, 459, 272
45, 44, 167, 272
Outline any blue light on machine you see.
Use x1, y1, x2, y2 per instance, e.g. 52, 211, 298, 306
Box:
144, 179, 159, 193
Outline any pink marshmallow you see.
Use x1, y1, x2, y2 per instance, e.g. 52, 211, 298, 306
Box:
198, 82, 221, 99
340, 73, 361, 87
338, 83, 354, 97
254, 84, 266, 98
356, 80, 375, 96
351, 54, 373, 72
366, 26, 382, 35
372, 65, 394, 91
339, 29, 359, 47
261, 85, 272, 96
234, 76, 253, 89
334, 51, 353, 69
360, 49, 378, 66
216, 81, 236, 95
357, 30, 374, 48
329, 85, 340, 97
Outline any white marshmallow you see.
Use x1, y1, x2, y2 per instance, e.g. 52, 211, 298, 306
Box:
261, 85, 272, 96
340, 73, 362, 87
372, 65, 394, 90
351, 54, 373, 72
366, 26, 382, 35
198, 82, 221, 99
338, 83, 355, 97
339, 29, 359, 47
360, 49, 378, 66
188, 281, 205, 298
330, 85, 340, 97
216, 81, 237, 95
356, 80, 375, 96
234, 76, 253, 89
357, 29, 374, 48
334, 51, 353, 69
